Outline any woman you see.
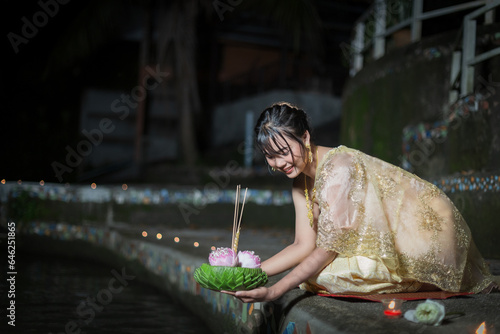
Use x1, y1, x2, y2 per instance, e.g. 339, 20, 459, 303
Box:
229, 101, 498, 303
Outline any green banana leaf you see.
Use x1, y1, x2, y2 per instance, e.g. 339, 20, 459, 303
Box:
194, 263, 268, 291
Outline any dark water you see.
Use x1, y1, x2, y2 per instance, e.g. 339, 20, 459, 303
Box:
3, 255, 212, 333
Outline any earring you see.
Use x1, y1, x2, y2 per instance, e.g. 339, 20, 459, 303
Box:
305, 143, 313, 163
271, 167, 276, 172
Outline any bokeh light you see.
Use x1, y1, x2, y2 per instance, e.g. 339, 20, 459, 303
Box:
156, 233, 162, 240
174, 237, 180, 243
193, 242, 199, 247
142, 231, 148, 237
122, 184, 128, 190
91, 183, 97, 189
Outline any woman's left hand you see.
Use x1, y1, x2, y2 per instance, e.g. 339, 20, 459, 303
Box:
222, 286, 277, 303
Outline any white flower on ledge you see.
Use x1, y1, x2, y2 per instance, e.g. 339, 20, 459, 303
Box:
404, 299, 446, 326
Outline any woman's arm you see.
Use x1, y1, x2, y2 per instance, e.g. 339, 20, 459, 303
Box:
260, 175, 318, 276
233, 247, 337, 303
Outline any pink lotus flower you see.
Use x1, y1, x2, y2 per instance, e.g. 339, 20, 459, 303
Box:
237, 250, 261, 268
208, 247, 238, 267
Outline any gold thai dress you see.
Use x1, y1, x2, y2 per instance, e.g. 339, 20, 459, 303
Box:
300, 146, 498, 295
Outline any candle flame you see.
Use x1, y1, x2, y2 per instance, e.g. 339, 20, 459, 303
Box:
476, 322, 486, 334
388, 300, 395, 310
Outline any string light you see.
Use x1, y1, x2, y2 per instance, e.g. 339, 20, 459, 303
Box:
193, 242, 199, 247
156, 233, 162, 240
142, 231, 148, 237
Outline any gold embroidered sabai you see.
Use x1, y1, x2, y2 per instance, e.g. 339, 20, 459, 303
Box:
302, 146, 497, 295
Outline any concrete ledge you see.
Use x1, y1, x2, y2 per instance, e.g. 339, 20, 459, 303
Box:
11, 221, 500, 334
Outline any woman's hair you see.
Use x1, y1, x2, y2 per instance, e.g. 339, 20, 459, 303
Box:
254, 102, 312, 159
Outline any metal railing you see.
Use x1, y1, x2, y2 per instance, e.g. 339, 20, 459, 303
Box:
348, 0, 498, 81
455, 0, 500, 98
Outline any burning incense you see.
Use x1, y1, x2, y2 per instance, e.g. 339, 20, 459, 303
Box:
232, 185, 248, 253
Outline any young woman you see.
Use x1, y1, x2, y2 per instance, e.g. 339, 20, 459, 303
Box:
227, 101, 498, 303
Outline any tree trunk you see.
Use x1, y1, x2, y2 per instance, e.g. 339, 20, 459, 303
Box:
135, 2, 153, 170
158, 0, 200, 167
175, 0, 200, 166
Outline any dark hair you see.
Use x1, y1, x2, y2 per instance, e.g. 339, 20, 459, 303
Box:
254, 102, 312, 160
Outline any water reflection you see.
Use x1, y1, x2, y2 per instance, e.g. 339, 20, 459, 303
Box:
10, 255, 212, 333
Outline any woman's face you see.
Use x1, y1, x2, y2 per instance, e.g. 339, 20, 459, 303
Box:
264, 136, 307, 178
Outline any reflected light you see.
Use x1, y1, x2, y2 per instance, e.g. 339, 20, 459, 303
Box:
91, 182, 97, 189
156, 233, 162, 240
174, 237, 180, 243
122, 184, 128, 190
142, 231, 148, 237
476, 322, 486, 334
193, 242, 199, 247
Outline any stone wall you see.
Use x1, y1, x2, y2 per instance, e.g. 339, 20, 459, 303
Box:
341, 24, 500, 176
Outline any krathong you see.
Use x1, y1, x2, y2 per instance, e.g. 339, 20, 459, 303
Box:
194, 185, 268, 291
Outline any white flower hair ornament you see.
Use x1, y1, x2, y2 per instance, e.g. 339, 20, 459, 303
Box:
404, 299, 446, 326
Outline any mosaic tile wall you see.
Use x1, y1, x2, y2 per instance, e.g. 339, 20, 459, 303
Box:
0, 181, 292, 206
1, 171, 498, 211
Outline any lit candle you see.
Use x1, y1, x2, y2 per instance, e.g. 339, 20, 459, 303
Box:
382, 299, 403, 317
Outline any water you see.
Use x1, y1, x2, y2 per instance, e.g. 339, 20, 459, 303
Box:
3, 255, 212, 333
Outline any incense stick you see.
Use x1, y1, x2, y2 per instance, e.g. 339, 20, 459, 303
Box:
232, 185, 239, 251
232, 185, 247, 254
236, 187, 247, 235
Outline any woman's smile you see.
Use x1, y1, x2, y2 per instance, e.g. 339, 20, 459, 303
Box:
283, 166, 294, 174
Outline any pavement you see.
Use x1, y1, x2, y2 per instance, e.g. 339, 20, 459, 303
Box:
116, 224, 500, 334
